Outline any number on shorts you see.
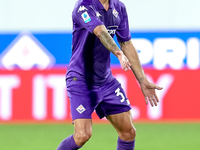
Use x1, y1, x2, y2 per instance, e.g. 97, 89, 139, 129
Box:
115, 88, 125, 102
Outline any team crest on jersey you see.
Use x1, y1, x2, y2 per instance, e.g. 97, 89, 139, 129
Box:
78, 6, 88, 12
76, 104, 86, 114
81, 11, 91, 23
113, 8, 118, 18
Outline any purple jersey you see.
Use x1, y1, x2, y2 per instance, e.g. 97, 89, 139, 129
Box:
66, 0, 131, 85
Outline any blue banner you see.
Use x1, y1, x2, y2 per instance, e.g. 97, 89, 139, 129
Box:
0, 31, 200, 70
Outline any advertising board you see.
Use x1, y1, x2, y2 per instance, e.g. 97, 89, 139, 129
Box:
0, 31, 200, 122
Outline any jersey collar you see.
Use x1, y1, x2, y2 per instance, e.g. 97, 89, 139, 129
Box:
109, 0, 114, 9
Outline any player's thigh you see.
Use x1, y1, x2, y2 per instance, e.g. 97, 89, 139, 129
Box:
67, 79, 99, 120
106, 111, 136, 140
96, 79, 131, 119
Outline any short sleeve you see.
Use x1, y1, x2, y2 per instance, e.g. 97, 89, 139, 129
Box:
73, 5, 104, 33
116, 5, 131, 42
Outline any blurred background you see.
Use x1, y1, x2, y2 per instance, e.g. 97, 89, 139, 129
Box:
0, 0, 200, 150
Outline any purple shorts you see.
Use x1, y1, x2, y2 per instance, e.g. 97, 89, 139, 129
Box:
66, 78, 131, 120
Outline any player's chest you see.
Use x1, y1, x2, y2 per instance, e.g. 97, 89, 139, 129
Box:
96, 8, 121, 28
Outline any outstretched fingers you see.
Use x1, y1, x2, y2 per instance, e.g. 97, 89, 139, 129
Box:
149, 96, 154, 107
151, 95, 158, 106
144, 89, 160, 107
147, 84, 162, 107
146, 96, 157, 107
145, 97, 148, 105
154, 94, 159, 103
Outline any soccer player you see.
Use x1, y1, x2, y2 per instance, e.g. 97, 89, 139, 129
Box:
57, 0, 163, 149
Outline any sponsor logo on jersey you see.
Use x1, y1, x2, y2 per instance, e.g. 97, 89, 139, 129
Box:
107, 26, 118, 35
108, 29, 116, 35
81, 11, 91, 23
78, 6, 88, 12
96, 11, 102, 17
113, 8, 118, 18
76, 104, 86, 114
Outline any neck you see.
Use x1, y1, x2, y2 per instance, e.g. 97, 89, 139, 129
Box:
99, 0, 109, 10
99, 0, 109, 4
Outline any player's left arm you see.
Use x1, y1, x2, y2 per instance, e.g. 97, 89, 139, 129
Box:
119, 40, 163, 107
94, 25, 131, 71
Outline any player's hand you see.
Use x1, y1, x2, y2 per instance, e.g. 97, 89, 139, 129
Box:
115, 51, 131, 71
140, 79, 163, 107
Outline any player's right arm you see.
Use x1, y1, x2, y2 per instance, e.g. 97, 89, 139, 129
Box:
73, 3, 130, 71
93, 25, 131, 71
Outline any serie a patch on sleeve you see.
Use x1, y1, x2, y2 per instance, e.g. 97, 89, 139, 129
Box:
81, 11, 91, 23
